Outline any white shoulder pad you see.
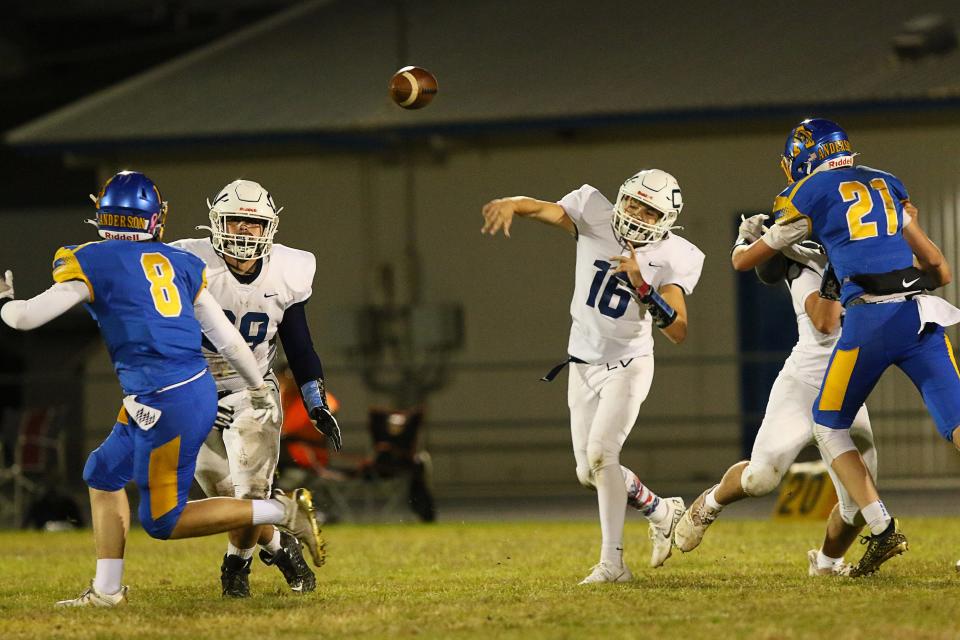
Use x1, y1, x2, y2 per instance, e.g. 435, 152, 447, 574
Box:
656, 234, 705, 295
169, 237, 220, 266
558, 184, 613, 238
268, 244, 316, 306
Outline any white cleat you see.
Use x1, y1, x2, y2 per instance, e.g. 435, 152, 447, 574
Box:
578, 562, 633, 585
674, 485, 720, 553
806, 549, 853, 577
55, 581, 128, 608
649, 496, 685, 568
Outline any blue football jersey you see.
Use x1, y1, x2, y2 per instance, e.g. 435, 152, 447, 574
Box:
772, 165, 914, 304
52, 240, 209, 395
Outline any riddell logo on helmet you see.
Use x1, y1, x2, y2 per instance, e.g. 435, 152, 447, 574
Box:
239, 207, 257, 212
826, 156, 854, 169
634, 190, 651, 199
100, 230, 144, 241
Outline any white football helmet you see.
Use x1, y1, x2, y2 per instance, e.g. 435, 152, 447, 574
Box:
611, 169, 683, 245
200, 179, 282, 260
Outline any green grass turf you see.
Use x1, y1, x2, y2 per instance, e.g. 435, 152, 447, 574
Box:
2, 517, 959, 639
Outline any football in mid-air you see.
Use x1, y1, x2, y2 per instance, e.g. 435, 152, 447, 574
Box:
389, 66, 438, 109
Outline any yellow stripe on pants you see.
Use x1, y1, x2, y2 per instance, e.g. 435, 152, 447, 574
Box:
818, 348, 860, 412
148, 436, 181, 520
945, 334, 960, 380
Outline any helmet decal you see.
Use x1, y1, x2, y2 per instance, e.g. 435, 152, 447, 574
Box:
781, 118, 854, 183
87, 171, 167, 241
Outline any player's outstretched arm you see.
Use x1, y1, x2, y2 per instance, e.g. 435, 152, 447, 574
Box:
481, 197, 575, 238
903, 202, 952, 287
732, 238, 780, 271
0, 276, 89, 330
277, 302, 342, 451
732, 214, 808, 271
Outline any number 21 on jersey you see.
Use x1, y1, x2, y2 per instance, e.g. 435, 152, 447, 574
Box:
839, 178, 899, 241
140, 253, 183, 317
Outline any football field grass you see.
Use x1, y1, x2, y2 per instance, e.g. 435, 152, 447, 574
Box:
2, 517, 959, 639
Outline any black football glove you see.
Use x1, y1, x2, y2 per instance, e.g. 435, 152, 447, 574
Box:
309, 406, 342, 451
300, 378, 342, 451
819, 263, 841, 301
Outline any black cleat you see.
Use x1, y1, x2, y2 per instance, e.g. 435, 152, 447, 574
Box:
851, 518, 908, 577
220, 554, 252, 598
260, 532, 317, 593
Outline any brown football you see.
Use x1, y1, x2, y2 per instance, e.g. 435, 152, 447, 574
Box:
389, 66, 438, 109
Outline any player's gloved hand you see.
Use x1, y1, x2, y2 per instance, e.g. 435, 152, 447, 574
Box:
819, 263, 841, 301
213, 401, 234, 430
301, 378, 342, 451
0, 270, 14, 301
781, 241, 827, 271
248, 383, 281, 424
737, 214, 768, 244
311, 407, 342, 451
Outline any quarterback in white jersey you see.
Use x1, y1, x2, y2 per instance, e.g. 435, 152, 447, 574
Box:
674, 218, 877, 576
172, 179, 341, 597
482, 169, 704, 584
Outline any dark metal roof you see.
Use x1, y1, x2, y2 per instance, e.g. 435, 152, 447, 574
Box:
9, 0, 960, 150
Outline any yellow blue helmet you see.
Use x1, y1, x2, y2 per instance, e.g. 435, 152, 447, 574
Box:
780, 118, 854, 184
88, 171, 168, 241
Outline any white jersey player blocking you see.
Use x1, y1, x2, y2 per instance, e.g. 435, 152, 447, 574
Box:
782, 262, 841, 387
171, 238, 315, 392
559, 185, 705, 363
744, 258, 874, 522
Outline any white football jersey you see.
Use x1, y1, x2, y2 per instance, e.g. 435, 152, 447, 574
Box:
171, 238, 315, 392
782, 263, 838, 387
558, 185, 704, 364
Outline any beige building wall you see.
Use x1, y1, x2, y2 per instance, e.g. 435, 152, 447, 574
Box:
60, 116, 960, 495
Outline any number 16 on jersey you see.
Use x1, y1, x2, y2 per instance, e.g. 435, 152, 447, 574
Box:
585, 260, 633, 319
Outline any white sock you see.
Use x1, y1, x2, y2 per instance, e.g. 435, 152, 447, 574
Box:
705, 486, 724, 512
226, 543, 255, 560
251, 499, 285, 526
93, 559, 124, 596
861, 500, 891, 536
648, 498, 670, 527
596, 464, 627, 566
817, 550, 842, 570
260, 528, 283, 555
601, 544, 623, 567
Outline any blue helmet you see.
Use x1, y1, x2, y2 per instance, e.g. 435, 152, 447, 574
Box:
780, 118, 854, 183
87, 171, 168, 241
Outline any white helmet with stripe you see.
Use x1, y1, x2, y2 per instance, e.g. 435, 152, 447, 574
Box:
611, 169, 683, 245
201, 179, 282, 260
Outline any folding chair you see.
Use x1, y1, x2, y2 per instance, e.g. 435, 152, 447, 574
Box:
1, 407, 68, 526
361, 407, 435, 522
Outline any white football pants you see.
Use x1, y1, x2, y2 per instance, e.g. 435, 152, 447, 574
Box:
744, 367, 875, 524
195, 375, 283, 501
569, 356, 655, 563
